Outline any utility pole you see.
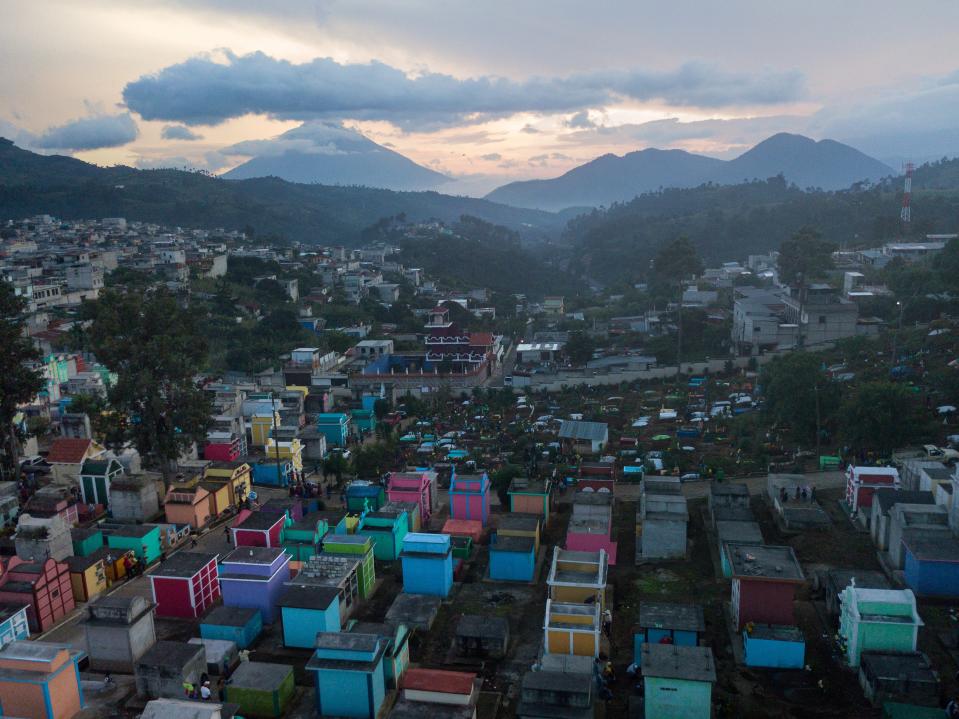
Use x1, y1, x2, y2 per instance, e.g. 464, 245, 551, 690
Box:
270, 392, 284, 487
814, 383, 821, 467
675, 282, 683, 387
890, 300, 904, 373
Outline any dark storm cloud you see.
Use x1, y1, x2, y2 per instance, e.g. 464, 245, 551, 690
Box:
122, 50, 805, 130
161, 124, 203, 140
33, 112, 138, 150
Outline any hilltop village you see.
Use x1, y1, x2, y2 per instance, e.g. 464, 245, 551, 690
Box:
2, 214, 959, 719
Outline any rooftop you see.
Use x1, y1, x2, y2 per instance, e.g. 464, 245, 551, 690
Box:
724, 544, 804, 581
874, 489, 935, 514
638, 602, 705, 633
137, 640, 204, 670
222, 546, 287, 565
456, 614, 510, 641
492, 536, 535, 553
151, 552, 217, 579
277, 584, 340, 610
903, 536, 959, 562
558, 420, 608, 442
315, 631, 381, 653
402, 668, 476, 695
716, 521, 764, 545
227, 660, 292, 690
46, 438, 92, 464
860, 651, 938, 683
385, 592, 442, 631
746, 624, 804, 642
201, 605, 260, 627
640, 643, 716, 683
711, 506, 756, 523
235, 512, 286, 531
498, 513, 541, 532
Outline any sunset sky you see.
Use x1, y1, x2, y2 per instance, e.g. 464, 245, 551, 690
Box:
4, 0, 959, 192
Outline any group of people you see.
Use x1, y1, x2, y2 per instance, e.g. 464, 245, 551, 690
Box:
779, 484, 816, 503
183, 673, 219, 701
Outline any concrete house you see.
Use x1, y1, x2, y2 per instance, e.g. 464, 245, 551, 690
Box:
846, 465, 900, 515
109, 475, 161, 522
14, 514, 73, 562
717, 521, 764, 577
83, 595, 157, 672
546, 547, 608, 609
277, 585, 341, 649
544, 599, 601, 657
78, 457, 124, 509
725, 544, 804, 630
639, 492, 688, 560
517, 658, 594, 719
307, 632, 388, 719
401, 533, 453, 597
200, 606, 262, 650
567, 499, 618, 564
46, 437, 106, 484
507, 477, 552, 520
149, 552, 220, 619
870, 490, 934, 551
219, 547, 291, 623
0, 641, 85, 719
634, 602, 705, 666
859, 651, 940, 708
455, 614, 510, 659
641, 643, 716, 719
135, 640, 206, 699
557, 420, 608, 454
708, 483, 750, 525
839, 586, 922, 667
903, 536, 959, 597
223, 661, 295, 719
887, 503, 949, 568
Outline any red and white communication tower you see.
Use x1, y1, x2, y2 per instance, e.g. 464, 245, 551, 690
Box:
900, 162, 914, 225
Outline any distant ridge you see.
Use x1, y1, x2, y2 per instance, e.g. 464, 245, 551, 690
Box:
486, 133, 895, 211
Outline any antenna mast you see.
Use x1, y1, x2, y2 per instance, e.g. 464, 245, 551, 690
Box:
900, 162, 914, 227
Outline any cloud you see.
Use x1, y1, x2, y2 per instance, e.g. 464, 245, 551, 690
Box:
32, 112, 138, 150
221, 121, 365, 157
809, 74, 959, 160
480, 152, 502, 161
565, 111, 595, 129
122, 50, 804, 130
520, 124, 540, 134
562, 115, 805, 150
161, 124, 203, 140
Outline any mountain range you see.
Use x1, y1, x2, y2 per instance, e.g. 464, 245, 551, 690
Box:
486, 133, 896, 211
221, 122, 450, 191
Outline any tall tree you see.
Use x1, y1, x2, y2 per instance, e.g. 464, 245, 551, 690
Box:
839, 381, 928, 456
762, 352, 837, 445
565, 331, 595, 366
650, 237, 704, 381
649, 237, 704, 300
0, 281, 43, 480
778, 227, 837, 347
777, 227, 836, 287
87, 288, 213, 480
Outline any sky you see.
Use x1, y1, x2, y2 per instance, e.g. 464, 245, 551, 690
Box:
3, 0, 959, 194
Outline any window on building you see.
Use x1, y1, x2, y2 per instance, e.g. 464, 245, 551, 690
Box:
819, 315, 826, 324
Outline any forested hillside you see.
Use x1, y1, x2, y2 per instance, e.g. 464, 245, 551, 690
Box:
0, 139, 562, 243
564, 174, 959, 284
